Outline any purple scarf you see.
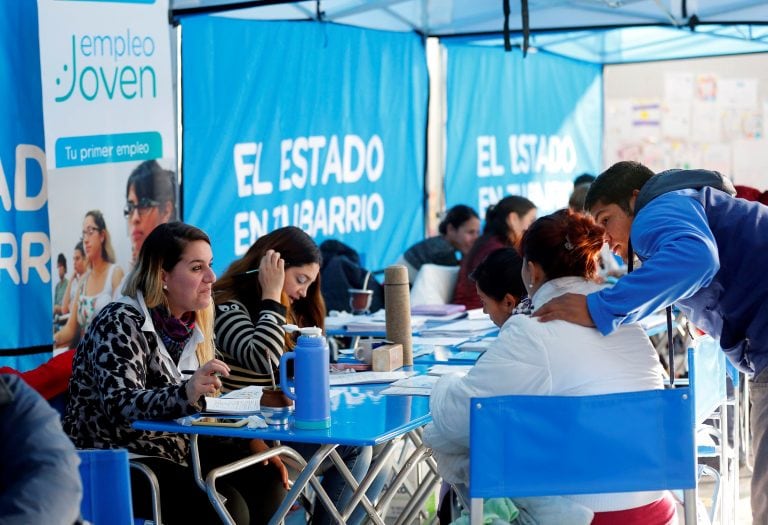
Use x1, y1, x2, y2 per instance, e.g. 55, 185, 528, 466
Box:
150, 306, 196, 364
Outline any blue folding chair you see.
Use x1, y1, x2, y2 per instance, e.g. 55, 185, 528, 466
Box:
469, 389, 697, 525
78, 448, 135, 525
687, 335, 732, 524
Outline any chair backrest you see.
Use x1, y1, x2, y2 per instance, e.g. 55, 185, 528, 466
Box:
410, 264, 460, 306
78, 448, 134, 525
687, 335, 727, 426
469, 388, 696, 499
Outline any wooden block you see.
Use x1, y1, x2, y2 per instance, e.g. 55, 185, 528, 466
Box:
372, 343, 404, 372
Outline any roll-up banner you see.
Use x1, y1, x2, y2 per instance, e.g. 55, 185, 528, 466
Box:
36, 0, 176, 364
182, 18, 428, 274
444, 44, 602, 215
0, 1, 51, 370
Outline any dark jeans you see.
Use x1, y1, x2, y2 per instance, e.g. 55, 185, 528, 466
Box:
131, 436, 285, 525
287, 442, 373, 525
750, 367, 768, 524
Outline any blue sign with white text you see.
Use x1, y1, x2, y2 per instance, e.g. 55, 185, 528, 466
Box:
182, 18, 428, 274
444, 44, 602, 216
0, 0, 53, 369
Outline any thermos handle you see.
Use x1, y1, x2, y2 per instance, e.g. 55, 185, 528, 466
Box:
279, 353, 296, 401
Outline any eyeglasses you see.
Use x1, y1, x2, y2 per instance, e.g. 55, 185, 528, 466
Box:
81, 226, 101, 240
124, 198, 160, 218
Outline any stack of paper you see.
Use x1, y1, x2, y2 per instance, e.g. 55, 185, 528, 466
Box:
344, 314, 428, 333
410, 304, 466, 317
420, 318, 497, 338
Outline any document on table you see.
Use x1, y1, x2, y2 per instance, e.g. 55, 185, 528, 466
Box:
411, 335, 470, 346
329, 370, 416, 386
428, 364, 473, 376
420, 318, 497, 337
457, 338, 495, 353
381, 369, 468, 396
203, 396, 262, 414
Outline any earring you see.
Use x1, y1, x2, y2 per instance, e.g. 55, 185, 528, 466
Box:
163, 284, 168, 290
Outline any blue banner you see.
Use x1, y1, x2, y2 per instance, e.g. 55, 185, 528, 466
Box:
182, 19, 427, 274
444, 44, 602, 215
0, 0, 53, 369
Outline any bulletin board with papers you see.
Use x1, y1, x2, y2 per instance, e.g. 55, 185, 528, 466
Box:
603, 54, 768, 189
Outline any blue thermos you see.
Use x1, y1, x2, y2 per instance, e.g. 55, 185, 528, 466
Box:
280, 326, 330, 429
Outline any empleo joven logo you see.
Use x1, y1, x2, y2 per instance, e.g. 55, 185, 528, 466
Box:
55, 29, 158, 103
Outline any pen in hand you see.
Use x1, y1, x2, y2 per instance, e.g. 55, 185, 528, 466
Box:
180, 369, 222, 377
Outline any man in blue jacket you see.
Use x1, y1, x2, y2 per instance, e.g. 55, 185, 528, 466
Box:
534, 161, 768, 523
0, 374, 82, 524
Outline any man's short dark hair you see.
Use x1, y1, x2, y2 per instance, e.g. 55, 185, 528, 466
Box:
585, 161, 655, 215
57, 253, 67, 271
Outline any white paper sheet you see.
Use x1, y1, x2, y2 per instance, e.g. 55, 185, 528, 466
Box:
328, 371, 415, 386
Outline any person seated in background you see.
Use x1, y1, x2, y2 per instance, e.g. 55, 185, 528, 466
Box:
213, 226, 374, 525
0, 374, 82, 524
452, 195, 536, 309
401, 204, 480, 283
425, 209, 673, 524
470, 248, 527, 325
63, 222, 285, 525
435, 247, 526, 525
573, 172, 596, 188
319, 238, 384, 314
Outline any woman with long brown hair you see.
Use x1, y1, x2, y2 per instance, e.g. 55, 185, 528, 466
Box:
213, 226, 373, 525
213, 226, 325, 392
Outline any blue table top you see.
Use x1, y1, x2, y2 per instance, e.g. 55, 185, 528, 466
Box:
134, 382, 432, 446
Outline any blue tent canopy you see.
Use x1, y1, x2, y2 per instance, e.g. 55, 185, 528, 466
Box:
170, 1, 768, 63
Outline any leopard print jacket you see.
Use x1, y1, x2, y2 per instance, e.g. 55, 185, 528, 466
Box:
63, 298, 200, 464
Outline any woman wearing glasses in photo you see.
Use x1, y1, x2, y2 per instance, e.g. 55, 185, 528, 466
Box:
125, 160, 177, 266
54, 210, 124, 349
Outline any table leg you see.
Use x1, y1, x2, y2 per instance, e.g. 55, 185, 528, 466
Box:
268, 444, 342, 525
203, 445, 314, 525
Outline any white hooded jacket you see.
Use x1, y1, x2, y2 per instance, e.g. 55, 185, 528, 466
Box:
423, 276, 666, 512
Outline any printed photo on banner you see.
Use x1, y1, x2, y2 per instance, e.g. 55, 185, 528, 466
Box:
37, 0, 176, 346
49, 159, 178, 345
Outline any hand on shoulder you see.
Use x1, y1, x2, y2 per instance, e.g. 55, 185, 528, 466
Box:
532, 293, 595, 327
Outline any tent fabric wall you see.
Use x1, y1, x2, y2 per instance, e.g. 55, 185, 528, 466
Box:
181, 18, 428, 273
443, 44, 603, 216
0, 0, 52, 370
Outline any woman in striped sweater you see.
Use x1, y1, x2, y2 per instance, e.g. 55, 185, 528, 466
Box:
213, 226, 325, 392
213, 226, 372, 525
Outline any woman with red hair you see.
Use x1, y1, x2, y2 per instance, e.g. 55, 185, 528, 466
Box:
425, 209, 674, 524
